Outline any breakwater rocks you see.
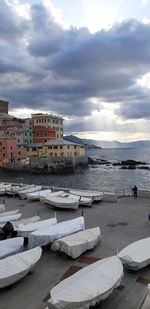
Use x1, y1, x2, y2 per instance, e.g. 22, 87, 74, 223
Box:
88, 157, 150, 170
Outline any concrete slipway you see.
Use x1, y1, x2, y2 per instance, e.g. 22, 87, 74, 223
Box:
0, 193, 150, 309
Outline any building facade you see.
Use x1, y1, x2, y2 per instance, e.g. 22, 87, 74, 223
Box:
33, 126, 56, 144
31, 113, 63, 139
0, 100, 9, 114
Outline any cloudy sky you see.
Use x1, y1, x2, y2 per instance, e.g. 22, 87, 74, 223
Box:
1, 0, 150, 141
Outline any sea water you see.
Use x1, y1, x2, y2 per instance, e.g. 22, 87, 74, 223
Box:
0, 147, 150, 191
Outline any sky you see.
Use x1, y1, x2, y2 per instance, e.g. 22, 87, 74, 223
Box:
1, 0, 150, 142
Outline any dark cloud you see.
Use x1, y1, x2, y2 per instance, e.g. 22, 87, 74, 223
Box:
0, 1, 150, 129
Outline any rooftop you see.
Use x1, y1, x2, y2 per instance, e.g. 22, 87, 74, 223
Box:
0, 189, 150, 309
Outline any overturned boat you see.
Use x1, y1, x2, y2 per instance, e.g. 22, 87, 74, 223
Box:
0, 213, 22, 224
70, 189, 103, 202
16, 217, 57, 237
47, 256, 123, 309
45, 195, 79, 210
0, 237, 24, 259
0, 246, 42, 288
28, 216, 85, 248
117, 237, 150, 270
51, 226, 101, 258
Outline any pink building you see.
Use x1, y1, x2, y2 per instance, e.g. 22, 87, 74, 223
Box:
0, 136, 17, 167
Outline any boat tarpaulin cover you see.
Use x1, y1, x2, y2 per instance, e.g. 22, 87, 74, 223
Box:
28, 216, 85, 248
51, 227, 101, 258
0, 246, 42, 288
0, 213, 22, 223
117, 237, 150, 270
47, 256, 123, 309
0, 237, 24, 259
17, 217, 57, 237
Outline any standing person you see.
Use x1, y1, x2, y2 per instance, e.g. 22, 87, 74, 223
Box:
132, 185, 138, 198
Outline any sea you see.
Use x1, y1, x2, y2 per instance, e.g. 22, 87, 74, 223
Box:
0, 147, 150, 192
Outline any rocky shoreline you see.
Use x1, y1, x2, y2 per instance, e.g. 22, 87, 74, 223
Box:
88, 157, 150, 170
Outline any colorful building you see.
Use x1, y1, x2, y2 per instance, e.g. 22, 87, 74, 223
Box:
27, 139, 85, 158
31, 113, 63, 139
0, 136, 17, 167
33, 126, 56, 144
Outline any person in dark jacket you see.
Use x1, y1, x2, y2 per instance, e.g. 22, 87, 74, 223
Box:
132, 185, 138, 198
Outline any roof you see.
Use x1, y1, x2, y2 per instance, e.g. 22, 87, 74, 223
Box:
31, 113, 63, 120
44, 138, 83, 147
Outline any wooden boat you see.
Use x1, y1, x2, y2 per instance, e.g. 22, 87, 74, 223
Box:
0, 247, 42, 288
60, 192, 93, 207
0, 209, 19, 218
0, 237, 24, 259
47, 256, 123, 309
40, 191, 65, 203
0, 216, 41, 229
117, 237, 150, 270
28, 216, 85, 248
51, 226, 101, 258
26, 188, 53, 201
45, 196, 79, 210
18, 185, 42, 199
16, 217, 57, 237
0, 213, 22, 224
70, 189, 103, 202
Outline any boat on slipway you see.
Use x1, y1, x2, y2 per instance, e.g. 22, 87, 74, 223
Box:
18, 185, 42, 199
16, 217, 57, 238
28, 216, 85, 248
0, 213, 22, 224
60, 192, 93, 207
51, 226, 101, 259
117, 237, 150, 270
47, 256, 123, 309
0, 209, 19, 218
70, 189, 103, 202
0, 247, 42, 288
26, 188, 53, 201
0, 237, 24, 259
45, 195, 79, 210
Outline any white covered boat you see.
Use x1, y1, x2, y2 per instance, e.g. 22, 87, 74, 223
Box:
18, 185, 42, 199
0, 213, 22, 224
0, 237, 24, 259
26, 189, 52, 201
47, 256, 123, 309
0, 246, 42, 288
70, 189, 103, 202
28, 216, 85, 248
40, 191, 65, 203
0, 184, 12, 195
117, 237, 150, 270
0, 216, 41, 229
45, 196, 79, 210
0, 202, 5, 213
51, 226, 101, 258
0, 209, 19, 218
16, 217, 57, 237
60, 192, 93, 207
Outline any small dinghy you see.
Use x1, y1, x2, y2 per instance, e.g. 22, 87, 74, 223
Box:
70, 189, 103, 202
28, 216, 85, 248
0, 246, 42, 288
18, 185, 42, 199
27, 189, 52, 201
60, 193, 93, 207
0, 209, 19, 218
51, 226, 101, 258
0, 213, 22, 224
0, 237, 24, 259
47, 256, 123, 309
16, 217, 57, 237
45, 196, 79, 210
117, 237, 150, 270
40, 191, 65, 203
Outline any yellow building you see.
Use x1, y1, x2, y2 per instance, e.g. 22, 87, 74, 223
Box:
27, 139, 85, 158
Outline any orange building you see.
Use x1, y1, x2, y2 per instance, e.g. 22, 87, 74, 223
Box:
0, 136, 17, 167
33, 126, 56, 144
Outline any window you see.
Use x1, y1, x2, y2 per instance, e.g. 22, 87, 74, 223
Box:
3, 153, 5, 157
25, 133, 27, 136
48, 146, 52, 149
55, 153, 57, 157
74, 146, 76, 149
2, 147, 5, 150
36, 133, 40, 136
44, 139, 47, 143
27, 148, 29, 151
60, 146, 62, 149
18, 151, 21, 155
44, 132, 47, 136
33, 148, 36, 151
67, 146, 69, 149
10, 146, 13, 150
53, 146, 58, 149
